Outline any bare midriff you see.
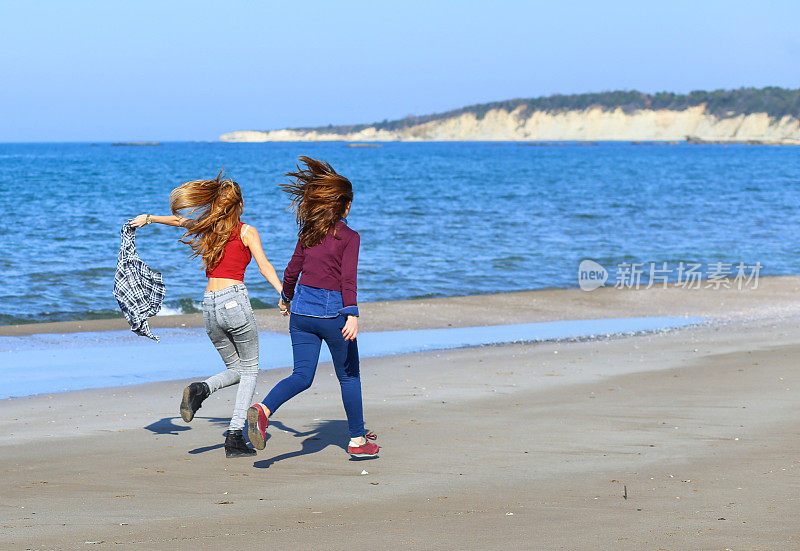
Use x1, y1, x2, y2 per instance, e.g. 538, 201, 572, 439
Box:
206, 277, 244, 292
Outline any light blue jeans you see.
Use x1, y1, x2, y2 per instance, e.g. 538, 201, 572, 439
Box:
202, 284, 259, 431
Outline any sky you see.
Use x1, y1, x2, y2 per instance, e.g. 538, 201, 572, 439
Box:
1, 0, 798, 142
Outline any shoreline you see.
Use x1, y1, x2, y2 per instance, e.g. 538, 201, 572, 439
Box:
219, 100, 800, 144
3, 275, 799, 337
1, 317, 704, 401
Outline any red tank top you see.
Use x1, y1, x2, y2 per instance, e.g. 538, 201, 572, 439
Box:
206, 221, 252, 280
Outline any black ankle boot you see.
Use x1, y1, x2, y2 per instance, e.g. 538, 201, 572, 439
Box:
179, 382, 210, 423
225, 429, 256, 458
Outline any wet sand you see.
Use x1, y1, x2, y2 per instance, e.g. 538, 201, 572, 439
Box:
2, 278, 799, 549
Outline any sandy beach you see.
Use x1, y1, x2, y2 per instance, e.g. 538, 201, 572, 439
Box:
2, 277, 800, 549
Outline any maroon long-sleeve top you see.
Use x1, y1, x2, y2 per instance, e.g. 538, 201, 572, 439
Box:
282, 220, 360, 308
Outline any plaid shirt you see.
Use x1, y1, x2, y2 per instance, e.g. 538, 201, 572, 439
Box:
113, 222, 165, 341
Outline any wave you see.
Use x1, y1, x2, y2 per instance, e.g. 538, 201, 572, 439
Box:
156, 298, 202, 316
0, 308, 123, 326
155, 297, 278, 317
0, 295, 282, 326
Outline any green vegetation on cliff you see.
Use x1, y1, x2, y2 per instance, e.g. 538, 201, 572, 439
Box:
291, 87, 800, 134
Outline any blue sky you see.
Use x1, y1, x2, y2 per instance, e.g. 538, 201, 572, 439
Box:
1, 1, 798, 142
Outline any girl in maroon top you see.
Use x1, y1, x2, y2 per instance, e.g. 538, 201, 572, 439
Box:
248, 157, 379, 459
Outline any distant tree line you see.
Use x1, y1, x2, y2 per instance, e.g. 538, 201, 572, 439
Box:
285, 87, 800, 134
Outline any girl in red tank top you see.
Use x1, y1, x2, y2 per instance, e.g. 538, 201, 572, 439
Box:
206, 221, 252, 281
130, 172, 283, 458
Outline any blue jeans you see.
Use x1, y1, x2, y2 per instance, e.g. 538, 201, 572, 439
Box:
262, 313, 365, 438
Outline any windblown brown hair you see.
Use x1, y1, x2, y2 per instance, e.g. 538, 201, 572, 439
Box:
169, 171, 243, 271
281, 156, 353, 248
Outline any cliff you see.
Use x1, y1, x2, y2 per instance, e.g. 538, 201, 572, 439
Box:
220, 88, 800, 143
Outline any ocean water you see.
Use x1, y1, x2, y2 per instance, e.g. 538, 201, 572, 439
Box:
0, 141, 798, 325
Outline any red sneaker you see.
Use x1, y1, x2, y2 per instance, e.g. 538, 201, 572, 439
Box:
348, 432, 379, 458
246, 404, 269, 450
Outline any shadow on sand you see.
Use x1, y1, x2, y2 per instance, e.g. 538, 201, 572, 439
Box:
143, 416, 374, 463
143, 415, 229, 436
144, 415, 237, 454
253, 419, 367, 468
187, 442, 225, 454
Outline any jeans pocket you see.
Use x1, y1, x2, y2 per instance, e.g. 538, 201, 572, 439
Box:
326, 293, 344, 317
220, 299, 248, 330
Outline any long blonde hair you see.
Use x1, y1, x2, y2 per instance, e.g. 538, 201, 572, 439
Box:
281, 156, 353, 248
170, 171, 243, 271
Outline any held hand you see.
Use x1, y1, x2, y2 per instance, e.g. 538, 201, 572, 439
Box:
341, 315, 358, 341
130, 214, 149, 228
278, 298, 290, 316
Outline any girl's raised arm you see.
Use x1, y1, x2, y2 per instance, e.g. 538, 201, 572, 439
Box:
130, 214, 192, 228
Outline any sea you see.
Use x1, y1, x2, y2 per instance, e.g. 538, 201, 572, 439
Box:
1, 141, 798, 326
